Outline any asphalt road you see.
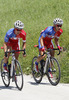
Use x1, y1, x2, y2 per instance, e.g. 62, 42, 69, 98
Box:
0, 75, 69, 100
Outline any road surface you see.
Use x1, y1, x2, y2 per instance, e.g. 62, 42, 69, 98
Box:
0, 75, 69, 100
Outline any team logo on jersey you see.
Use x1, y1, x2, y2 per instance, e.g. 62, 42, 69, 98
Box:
47, 35, 54, 38
10, 37, 19, 40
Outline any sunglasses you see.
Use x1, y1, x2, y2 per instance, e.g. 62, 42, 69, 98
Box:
56, 25, 62, 27
15, 28, 22, 31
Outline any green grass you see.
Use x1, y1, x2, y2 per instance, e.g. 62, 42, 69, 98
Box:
0, 0, 69, 83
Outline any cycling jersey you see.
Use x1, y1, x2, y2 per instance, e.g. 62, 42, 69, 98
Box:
4, 28, 26, 43
4, 28, 26, 52
38, 26, 63, 50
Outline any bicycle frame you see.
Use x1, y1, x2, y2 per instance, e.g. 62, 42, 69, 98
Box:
34, 45, 60, 74
32, 45, 62, 85
10, 53, 16, 77
1, 48, 24, 90
43, 52, 51, 73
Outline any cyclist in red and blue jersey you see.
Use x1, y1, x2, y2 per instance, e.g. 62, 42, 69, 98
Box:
3, 20, 26, 72
35, 18, 63, 72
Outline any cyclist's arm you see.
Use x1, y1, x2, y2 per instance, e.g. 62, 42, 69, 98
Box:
54, 37, 59, 47
22, 42, 26, 56
40, 36, 44, 47
20, 30, 26, 50
4, 42, 8, 52
40, 29, 48, 51
3, 42, 9, 57
22, 42, 26, 50
4, 31, 10, 52
40, 28, 49, 46
54, 29, 63, 47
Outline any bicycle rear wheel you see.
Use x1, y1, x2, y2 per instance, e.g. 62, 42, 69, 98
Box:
1, 59, 10, 87
32, 56, 43, 83
47, 57, 61, 86
14, 60, 23, 90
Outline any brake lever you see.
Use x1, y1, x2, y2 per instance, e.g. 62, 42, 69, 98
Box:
57, 49, 60, 55
57, 46, 66, 55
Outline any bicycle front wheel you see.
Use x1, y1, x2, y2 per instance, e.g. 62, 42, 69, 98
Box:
14, 60, 23, 90
47, 57, 61, 86
1, 59, 10, 87
32, 56, 43, 83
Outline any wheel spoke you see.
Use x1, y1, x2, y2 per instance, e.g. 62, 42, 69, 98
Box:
32, 56, 43, 83
15, 60, 23, 90
47, 57, 61, 86
1, 59, 10, 87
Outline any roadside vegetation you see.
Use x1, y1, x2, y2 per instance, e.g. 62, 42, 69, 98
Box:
0, 0, 69, 83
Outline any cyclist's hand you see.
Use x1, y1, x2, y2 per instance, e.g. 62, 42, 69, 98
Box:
57, 46, 63, 51
23, 49, 26, 57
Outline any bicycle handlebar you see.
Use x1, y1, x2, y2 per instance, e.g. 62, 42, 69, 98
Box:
5, 50, 24, 53
1, 47, 25, 57
4, 50, 24, 57
34, 45, 61, 55
46, 48, 60, 55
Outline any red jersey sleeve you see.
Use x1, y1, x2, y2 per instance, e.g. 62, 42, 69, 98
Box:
19, 29, 26, 42
55, 29, 63, 38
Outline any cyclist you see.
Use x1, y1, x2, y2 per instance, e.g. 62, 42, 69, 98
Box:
35, 18, 63, 73
3, 20, 26, 72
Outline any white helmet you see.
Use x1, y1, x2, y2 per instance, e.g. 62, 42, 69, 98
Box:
53, 18, 63, 25
14, 20, 24, 29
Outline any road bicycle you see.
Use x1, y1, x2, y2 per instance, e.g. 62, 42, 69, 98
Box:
32, 45, 61, 86
1, 47, 24, 90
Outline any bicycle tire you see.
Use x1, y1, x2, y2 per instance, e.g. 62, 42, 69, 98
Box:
14, 60, 23, 90
46, 57, 61, 86
32, 56, 43, 83
1, 59, 10, 87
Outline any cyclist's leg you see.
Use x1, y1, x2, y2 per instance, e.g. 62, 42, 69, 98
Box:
12, 42, 20, 60
15, 52, 19, 60
46, 41, 55, 77
15, 53, 20, 70
37, 51, 45, 62
35, 49, 45, 72
36, 40, 46, 62
12, 43, 20, 70
3, 45, 11, 71
47, 40, 55, 57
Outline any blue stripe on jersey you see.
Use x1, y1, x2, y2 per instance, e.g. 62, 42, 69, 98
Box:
38, 26, 56, 49
38, 26, 56, 41
4, 28, 16, 42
